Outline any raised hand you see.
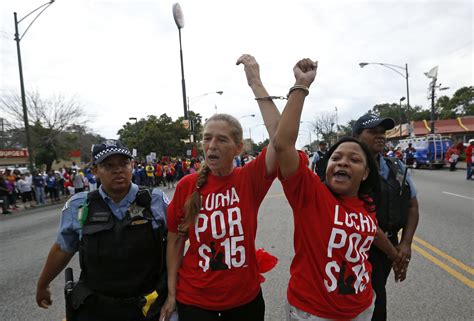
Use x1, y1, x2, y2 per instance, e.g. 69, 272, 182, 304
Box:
236, 54, 263, 88
293, 58, 318, 87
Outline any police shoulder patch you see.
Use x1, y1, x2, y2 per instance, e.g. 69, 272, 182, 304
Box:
162, 192, 170, 205
62, 200, 70, 212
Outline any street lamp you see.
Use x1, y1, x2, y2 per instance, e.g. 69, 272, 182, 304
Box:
239, 114, 255, 120
238, 114, 256, 140
14, 0, 55, 170
0, 118, 5, 149
359, 61, 411, 127
300, 121, 315, 151
187, 91, 224, 142
399, 97, 406, 137
172, 3, 188, 121
240, 114, 256, 139
248, 123, 264, 142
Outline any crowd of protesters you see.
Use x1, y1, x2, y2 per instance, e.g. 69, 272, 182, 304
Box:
131, 157, 207, 189
1, 153, 258, 215
0, 162, 98, 215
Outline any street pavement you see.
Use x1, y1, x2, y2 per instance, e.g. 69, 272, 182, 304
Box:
0, 167, 472, 320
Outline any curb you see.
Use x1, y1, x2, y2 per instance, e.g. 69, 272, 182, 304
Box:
1, 198, 68, 217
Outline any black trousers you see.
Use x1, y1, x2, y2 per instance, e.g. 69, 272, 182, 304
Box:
369, 236, 398, 321
177, 289, 265, 321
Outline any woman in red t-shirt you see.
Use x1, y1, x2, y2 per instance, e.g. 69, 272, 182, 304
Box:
272, 58, 402, 321
160, 54, 281, 321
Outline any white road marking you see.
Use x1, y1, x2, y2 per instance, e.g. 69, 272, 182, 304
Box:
442, 191, 474, 201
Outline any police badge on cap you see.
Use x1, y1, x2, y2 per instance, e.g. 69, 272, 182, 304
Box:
92, 140, 133, 165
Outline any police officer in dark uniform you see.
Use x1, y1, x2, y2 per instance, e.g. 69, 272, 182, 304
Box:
36, 140, 169, 321
353, 114, 419, 321
313, 141, 328, 179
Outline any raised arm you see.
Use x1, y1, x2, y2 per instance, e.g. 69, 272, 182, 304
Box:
236, 54, 280, 175
272, 58, 318, 178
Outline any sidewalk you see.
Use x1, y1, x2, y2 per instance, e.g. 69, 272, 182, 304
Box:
1, 196, 67, 216
456, 161, 467, 170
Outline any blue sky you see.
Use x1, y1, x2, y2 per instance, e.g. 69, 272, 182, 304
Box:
1, 0, 472, 148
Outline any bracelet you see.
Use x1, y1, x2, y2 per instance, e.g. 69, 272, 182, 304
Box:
255, 95, 287, 101
287, 85, 309, 98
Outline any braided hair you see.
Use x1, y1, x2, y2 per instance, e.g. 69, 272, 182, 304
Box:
182, 114, 243, 229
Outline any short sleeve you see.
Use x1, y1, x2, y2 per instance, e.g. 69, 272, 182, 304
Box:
166, 179, 188, 233
240, 147, 277, 203
397, 161, 417, 198
151, 188, 169, 227
278, 150, 322, 210
55, 193, 86, 253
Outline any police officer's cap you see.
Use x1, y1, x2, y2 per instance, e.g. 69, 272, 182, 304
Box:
92, 140, 133, 165
352, 114, 395, 136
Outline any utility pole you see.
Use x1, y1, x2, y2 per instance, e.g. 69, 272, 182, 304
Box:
13, 1, 55, 171
430, 78, 436, 134
0, 118, 4, 148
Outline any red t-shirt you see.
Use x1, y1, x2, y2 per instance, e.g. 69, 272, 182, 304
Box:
466, 145, 473, 165
280, 151, 377, 319
167, 148, 275, 310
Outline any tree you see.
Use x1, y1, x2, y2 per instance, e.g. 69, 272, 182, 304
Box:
338, 120, 356, 137
254, 138, 269, 153
0, 91, 90, 171
370, 103, 411, 125
117, 114, 189, 160
311, 112, 337, 144
68, 125, 105, 164
450, 86, 473, 116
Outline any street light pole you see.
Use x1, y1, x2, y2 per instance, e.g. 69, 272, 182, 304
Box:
359, 61, 411, 126
404, 63, 410, 124
0, 118, 4, 149
172, 3, 188, 121
188, 91, 223, 142
13, 0, 55, 171
399, 97, 406, 137
424, 66, 449, 135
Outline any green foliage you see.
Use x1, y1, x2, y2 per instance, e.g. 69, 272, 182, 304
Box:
370, 103, 408, 125
338, 120, 356, 137
255, 138, 269, 153
118, 113, 190, 159
30, 122, 77, 172
341, 86, 473, 137
450, 86, 473, 116
68, 125, 105, 164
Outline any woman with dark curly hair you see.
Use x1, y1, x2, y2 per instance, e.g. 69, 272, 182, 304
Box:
271, 57, 402, 321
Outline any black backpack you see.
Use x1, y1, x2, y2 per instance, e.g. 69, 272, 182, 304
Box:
375, 157, 411, 232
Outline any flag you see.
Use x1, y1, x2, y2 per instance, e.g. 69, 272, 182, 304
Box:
424, 66, 438, 79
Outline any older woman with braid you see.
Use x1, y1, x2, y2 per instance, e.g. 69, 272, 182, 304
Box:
159, 54, 281, 321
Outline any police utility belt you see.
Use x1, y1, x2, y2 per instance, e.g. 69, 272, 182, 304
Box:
70, 282, 159, 317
